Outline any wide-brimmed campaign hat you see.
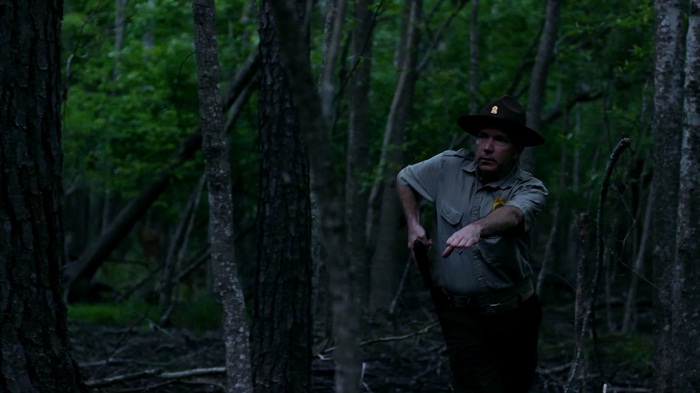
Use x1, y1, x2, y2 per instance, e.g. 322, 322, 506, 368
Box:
456, 95, 545, 147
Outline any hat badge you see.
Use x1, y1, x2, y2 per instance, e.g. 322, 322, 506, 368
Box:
491, 105, 499, 115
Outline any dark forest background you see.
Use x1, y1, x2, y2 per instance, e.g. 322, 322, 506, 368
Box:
1, 0, 699, 392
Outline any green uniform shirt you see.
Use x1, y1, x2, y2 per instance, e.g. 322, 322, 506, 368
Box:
398, 148, 548, 296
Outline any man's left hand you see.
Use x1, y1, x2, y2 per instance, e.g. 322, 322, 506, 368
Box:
442, 224, 482, 258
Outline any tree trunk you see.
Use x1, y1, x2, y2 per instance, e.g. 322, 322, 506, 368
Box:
522, 0, 562, 173
253, 0, 313, 391
159, 174, 205, 310
263, 0, 366, 390
672, 0, 700, 388
368, 0, 421, 312
336, 0, 375, 375
193, 1, 254, 391
319, 0, 347, 122
469, 0, 480, 114
621, 184, 653, 334
113, 0, 127, 79
0, 1, 86, 391
651, 0, 685, 391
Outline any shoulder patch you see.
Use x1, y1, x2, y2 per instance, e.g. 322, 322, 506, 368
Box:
443, 148, 474, 159
518, 170, 533, 181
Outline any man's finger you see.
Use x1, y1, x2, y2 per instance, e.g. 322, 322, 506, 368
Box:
442, 246, 454, 258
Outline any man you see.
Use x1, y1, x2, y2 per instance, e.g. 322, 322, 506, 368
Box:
396, 95, 548, 393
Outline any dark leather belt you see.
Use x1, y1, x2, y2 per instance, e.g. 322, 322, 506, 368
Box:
439, 287, 535, 314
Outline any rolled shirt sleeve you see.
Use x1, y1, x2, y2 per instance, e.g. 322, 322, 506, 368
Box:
504, 178, 548, 232
397, 151, 450, 204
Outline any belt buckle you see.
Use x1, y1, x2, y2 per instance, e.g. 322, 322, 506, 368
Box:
486, 301, 502, 314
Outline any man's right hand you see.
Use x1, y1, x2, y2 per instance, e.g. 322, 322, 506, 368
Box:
408, 224, 431, 249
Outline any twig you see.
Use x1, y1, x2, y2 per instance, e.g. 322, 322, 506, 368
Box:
565, 139, 632, 393
565, 213, 590, 393
318, 322, 440, 356
389, 256, 413, 315
590, 138, 631, 383
84, 367, 225, 388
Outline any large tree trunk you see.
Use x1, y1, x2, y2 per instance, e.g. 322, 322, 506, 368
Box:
0, 1, 86, 391
651, 0, 684, 391
193, 1, 254, 392
263, 0, 355, 390
671, 0, 700, 388
252, 0, 313, 391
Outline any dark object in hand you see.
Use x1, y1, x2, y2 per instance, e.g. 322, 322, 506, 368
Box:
413, 239, 433, 289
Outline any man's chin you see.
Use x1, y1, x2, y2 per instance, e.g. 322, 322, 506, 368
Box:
478, 162, 497, 172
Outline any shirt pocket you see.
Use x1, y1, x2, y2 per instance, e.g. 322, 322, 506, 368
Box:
477, 236, 520, 275
438, 200, 463, 227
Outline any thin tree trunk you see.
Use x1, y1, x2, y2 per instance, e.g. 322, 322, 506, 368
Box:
536, 132, 566, 296
159, 173, 206, 307
522, 0, 562, 173
319, 0, 347, 122
651, 1, 684, 391
469, 0, 480, 114
368, 0, 421, 312
340, 0, 375, 356
193, 1, 253, 391
565, 213, 591, 393
113, 0, 127, 79
621, 184, 653, 334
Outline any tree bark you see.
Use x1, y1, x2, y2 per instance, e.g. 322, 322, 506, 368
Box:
319, 0, 347, 122
0, 1, 86, 391
469, 0, 480, 114
253, 0, 314, 391
672, 0, 700, 388
339, 0, 375, 369
367, 0, 421, 313
193, 1, 254, 391
651, 1, 685, 391
522, 0, 562, 173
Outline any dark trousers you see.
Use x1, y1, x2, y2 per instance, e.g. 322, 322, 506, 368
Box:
435, 294, 542, 393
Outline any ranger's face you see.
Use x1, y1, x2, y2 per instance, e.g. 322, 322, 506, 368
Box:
474, 128, 521, 182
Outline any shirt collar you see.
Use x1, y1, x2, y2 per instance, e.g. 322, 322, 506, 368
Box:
462, 159, 522, 190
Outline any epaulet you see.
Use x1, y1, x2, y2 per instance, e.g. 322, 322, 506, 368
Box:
517, 168, 534, 181
443, 148, 473, 159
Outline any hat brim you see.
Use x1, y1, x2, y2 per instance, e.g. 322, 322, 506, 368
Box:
457, 115, 545, 147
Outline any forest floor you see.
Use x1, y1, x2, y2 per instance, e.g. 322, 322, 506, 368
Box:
70, 276, 655, 393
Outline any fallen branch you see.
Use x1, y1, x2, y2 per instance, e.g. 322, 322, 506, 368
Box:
318, 321, 440, 357
84, 366, 225, 388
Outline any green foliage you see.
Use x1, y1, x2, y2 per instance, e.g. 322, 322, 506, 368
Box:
59, 0, 660, 320
68, 300, 156, 326
68, 295, 223, 331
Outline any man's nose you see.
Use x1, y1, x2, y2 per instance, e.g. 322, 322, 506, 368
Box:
483, 138, 495, 151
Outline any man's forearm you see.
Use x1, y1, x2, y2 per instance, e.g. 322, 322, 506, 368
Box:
474, 205, 524, 237
442, 205, 523, 257
396, 177, 420, 226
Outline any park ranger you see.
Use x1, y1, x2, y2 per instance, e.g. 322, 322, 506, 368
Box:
397, 95, 548, 393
